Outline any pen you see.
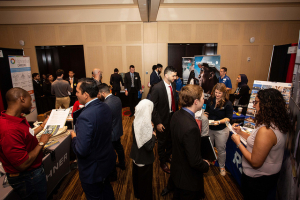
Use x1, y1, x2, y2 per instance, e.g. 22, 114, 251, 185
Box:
235, 122, 243, 127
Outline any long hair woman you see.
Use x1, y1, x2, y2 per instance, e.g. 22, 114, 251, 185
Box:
204, 83, 233, 176
232, 88, 291, 200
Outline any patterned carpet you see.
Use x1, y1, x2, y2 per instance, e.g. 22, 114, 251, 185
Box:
49, 108, 243, 200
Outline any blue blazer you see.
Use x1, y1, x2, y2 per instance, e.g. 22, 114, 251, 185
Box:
150, 71, 162, 87
72, 99, 116, 184
104, 95, 123, 141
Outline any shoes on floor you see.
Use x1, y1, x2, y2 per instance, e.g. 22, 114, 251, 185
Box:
220, 168, 226, 176
160, 163, 170, 174
161, 187, 171, 196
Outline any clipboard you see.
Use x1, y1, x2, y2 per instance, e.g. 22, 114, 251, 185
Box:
201, 136, 217, 161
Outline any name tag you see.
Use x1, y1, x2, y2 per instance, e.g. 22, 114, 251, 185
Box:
29, 128, 34, 136
223, 79, 226, 81
135, 77, 138, 80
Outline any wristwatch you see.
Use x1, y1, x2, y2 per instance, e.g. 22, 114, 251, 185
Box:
38, 142, 45, 146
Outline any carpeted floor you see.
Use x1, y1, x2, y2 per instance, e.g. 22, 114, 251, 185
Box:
49, 108, 243, 200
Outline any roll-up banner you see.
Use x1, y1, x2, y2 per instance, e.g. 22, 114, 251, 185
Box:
8, 56, 37, 122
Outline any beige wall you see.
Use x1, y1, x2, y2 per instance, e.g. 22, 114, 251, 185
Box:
0, 21, 299, 97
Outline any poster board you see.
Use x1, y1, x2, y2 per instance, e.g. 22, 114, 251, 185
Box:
182, 57, 195, 85
195, 55, 221, 98
8, 56, 37, 122
244, 80, 292, 130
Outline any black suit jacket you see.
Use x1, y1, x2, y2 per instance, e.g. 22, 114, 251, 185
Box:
150, 71, 162, 87
170, 109, 209, 192
124, 72, 141, 92
72, 99, 116, 184
67, 77, 78, 96
104, 95, 123, 141
32, 80, 43, 97
110, 73, 124, 91
151, 81, 176, 127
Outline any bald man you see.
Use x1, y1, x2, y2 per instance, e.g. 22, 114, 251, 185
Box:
0, 88, 51, 199
92, 68, 103, 85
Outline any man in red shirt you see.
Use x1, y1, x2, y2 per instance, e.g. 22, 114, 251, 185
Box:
0, 88, 51, 199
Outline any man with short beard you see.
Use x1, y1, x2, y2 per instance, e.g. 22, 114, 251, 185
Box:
151, 66, 177, 174
71, 79, 116, 200
0, 88, 51, 199
98, 83, 125, 181
150, 63, 163, 87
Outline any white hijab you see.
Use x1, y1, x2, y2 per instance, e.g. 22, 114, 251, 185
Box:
133, 99, 154, 149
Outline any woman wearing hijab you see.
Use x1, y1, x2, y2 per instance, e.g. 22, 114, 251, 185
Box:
233, 74, 250, 115
130, 99, 156, 200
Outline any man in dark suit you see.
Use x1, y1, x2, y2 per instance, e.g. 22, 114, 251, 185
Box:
150, 63, 163, 87
151, 66, 177, 174
71, 78, 116, 200
67, 70, 78, 106
110, 68, 124, 97
98, 83, 125, 171
170, 84, 210, 200
124, 65, 142, 117
32, 73, 43, 114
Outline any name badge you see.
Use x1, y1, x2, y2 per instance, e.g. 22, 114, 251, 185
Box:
135, 77, 138, 80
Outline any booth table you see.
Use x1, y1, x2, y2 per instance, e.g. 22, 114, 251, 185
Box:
225, 132, 247, 186
231, 113, 245, 125
0, 134, 71, 200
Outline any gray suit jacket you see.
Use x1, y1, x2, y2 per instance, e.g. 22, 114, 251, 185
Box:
104, 94, 123, 141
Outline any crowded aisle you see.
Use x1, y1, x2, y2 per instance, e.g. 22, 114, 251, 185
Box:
49, 108, 243, 200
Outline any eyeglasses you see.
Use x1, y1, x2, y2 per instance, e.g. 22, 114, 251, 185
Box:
253, 100, 259, 105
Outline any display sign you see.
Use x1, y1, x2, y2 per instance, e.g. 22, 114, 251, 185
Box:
195, 55, 221, 98
244, 80, 292, 130
182, 57, 195, 85
8, 56, 37, 121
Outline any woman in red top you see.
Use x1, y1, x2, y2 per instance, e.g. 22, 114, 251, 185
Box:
72, 100, 83, 117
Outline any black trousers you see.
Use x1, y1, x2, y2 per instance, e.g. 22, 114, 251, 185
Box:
132, 162, 153, 200
81, 179, 115, 200
241, 172, 280, 200
156, 113, 173, 164
128, 87, 138, 115
112, 139, 125, 166
112, 90, 120, 98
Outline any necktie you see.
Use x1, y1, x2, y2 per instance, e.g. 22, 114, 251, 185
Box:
131, 74, 134, 87
169, 86, 176, 112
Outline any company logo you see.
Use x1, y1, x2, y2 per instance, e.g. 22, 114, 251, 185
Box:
10, 58, 15, 64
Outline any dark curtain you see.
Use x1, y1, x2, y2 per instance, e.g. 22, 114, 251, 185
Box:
35, 45, 86, 79
269, 44, 292, 82
168, 43, 217, 77
0, 48, 24, 109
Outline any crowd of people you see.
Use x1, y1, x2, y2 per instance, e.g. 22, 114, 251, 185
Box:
0, 63, 291, 200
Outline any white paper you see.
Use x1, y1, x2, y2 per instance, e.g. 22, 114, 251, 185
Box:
225, 121, 238, 134
0, 50, 3, 57
45, 109, 70, 129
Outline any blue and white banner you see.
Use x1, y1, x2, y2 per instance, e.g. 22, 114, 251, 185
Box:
8, 56, 37, 121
